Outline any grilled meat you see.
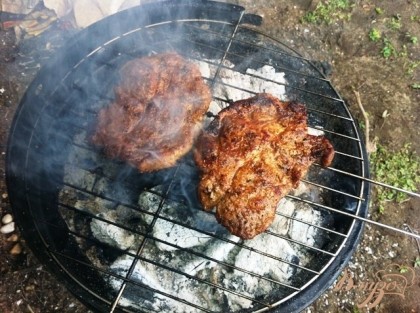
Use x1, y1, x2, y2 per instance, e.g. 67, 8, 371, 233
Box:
92, 52, 211, 172
194, 93, 334, 239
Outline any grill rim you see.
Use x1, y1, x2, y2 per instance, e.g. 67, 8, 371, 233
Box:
5, 1, 370, 312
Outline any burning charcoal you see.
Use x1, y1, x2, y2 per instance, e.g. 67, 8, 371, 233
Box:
289, 206, 322, 248
273, 198, 297, 235
109, 255, 227, 312
234, 234, 298, 282
213, 64, 287, 102
138, 187, 228, 239
137, 186, 165, 225
90, 207, 144, 251
153, 219, 214, 251
108, 256, 162, 309
182, 235, 240, 275
137, 187, 230, 252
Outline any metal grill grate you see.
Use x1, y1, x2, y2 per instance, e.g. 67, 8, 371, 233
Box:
7, 1, 417, 313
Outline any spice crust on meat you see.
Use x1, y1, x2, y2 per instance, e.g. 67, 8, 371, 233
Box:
92, 52, 211, 172
194, 93, 335, 239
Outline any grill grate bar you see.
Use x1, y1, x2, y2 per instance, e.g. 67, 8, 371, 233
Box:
300, 179, 365, 201
275, 210, 348, 237
59, 181, 325, 274
311, 127, 361, 142
57, 201, 303, 291
287, 195, 420, 240
183, 22, 330, 81
209, 11, 245, 90
109, 165, 180, 312
318, 164, 420, 199
264, 230, 336, 256
333, 150, 364, 161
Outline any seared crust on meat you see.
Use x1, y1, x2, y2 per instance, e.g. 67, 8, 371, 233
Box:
194, 93, 334, 239
92, 52, 211, 172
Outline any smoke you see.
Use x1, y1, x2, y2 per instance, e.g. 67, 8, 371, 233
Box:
6, 2, 366, 312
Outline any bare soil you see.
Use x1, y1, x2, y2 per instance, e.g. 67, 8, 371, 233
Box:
1, 0, 419, 312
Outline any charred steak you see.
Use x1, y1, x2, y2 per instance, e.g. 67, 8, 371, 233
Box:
92, 52, 211, 172
194, 93, 334, 239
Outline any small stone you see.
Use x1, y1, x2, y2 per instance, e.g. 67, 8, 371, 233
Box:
7, 234, 19, 242
25, 285, 35, 291
2, 213, 13, 224
1, 193, 7, 199
1, 222, 15, 234
10, 243, 22, 255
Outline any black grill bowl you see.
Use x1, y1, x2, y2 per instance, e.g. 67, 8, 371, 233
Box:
6, 1, 369, 312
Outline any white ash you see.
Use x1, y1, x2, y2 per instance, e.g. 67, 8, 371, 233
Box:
196, 60, 287, 121
98, 185, 324, 312
288, 207, 321, 247
152, 218, 214, 252
55, 60, 332, 312
137, 187, 228, 252
90, 207, 139, 251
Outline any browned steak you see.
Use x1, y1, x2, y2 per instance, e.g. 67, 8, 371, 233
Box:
92, 52, 211, 172
194, 93, 334, 239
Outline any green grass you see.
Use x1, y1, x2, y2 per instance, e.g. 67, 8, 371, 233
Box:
369, 28, 382, 42
408, 35, 418, 44
411, 15, 420, 22
405, 60, 420, 75
375, 7, 384, 15
399, 265, 409, 273
302, 0, 352, 24
411, 83, 420, 89
388, 15, 402, 30
381, 37, 397, 59
370, 144, 420, 213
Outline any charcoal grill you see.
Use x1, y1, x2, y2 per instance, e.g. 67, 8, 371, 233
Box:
6, 0, 379, 312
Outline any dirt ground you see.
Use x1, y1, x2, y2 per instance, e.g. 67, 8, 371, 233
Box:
0, 0, 419, 312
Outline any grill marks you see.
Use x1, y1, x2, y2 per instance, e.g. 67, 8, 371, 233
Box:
92, 52, 211, 172
194, 93, 335, 239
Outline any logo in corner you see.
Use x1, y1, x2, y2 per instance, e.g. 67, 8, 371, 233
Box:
333, 263, 417, 309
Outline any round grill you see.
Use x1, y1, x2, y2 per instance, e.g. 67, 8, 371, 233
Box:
6, 1, 369, 312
